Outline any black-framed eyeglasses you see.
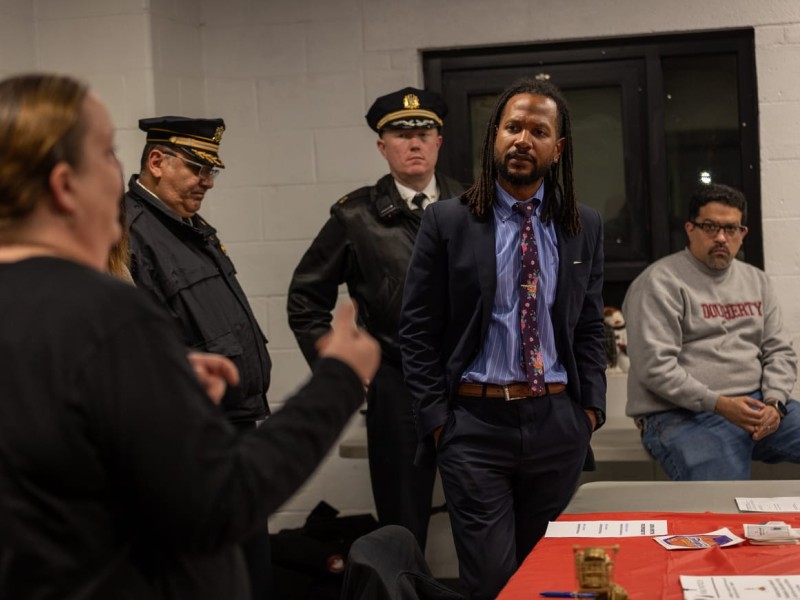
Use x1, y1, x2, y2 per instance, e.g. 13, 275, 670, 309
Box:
162, 150, 220, 180
689, 220, 747, 237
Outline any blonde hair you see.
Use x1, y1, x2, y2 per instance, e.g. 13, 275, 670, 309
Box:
107, 236, 133, 282
107, 193, 134, 282
0, 74, 88, 230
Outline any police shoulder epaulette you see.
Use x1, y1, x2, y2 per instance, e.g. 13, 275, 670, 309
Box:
335, 186, 370, 207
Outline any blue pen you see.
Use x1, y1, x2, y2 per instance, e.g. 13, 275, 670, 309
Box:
540, 593, 598, 599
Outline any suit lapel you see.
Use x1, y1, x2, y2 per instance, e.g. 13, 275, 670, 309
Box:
553, 225, 569, 332
555, 225, 567, 282
471, 213, 496, 337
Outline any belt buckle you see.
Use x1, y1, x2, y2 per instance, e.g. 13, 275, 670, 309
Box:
503, 385, 527, 401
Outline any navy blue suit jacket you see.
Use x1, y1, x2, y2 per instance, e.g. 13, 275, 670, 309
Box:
399, 194, 607, 467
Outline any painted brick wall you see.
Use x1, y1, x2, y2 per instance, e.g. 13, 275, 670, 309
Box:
3, 0, 800, 577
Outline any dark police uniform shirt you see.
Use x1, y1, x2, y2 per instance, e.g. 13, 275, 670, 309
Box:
125, 175, 271, 422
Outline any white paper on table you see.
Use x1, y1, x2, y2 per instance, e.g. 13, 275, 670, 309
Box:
736, 497, 800, 512
743, 521, 800, 545
680, 575, 800, 599
653, 527, 744, 550
744, 522, 800, 539
544, 520, 667, 538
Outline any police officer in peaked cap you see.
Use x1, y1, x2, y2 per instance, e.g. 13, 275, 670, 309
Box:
287, 88, 465, 550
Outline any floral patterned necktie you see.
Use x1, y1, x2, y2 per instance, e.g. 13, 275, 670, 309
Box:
513, 201, 545, 395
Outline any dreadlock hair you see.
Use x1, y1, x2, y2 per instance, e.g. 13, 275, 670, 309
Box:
465, 77, 581, 236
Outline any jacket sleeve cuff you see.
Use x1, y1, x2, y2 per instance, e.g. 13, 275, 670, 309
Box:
702, 390, 720, 413
418, 400, 450, 442
762, 389, 790, 403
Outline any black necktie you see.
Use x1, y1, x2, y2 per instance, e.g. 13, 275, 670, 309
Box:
411, 193, 426, 211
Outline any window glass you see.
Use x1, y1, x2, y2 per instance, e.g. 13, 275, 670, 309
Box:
469, 95, 496, 182
566, 87, 627, 254
663, 54, 741, 253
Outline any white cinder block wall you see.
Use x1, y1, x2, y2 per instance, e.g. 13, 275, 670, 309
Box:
2, 0, 800, 576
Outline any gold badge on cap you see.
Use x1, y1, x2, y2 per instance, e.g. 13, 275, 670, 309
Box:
403, 94, 420, 110
212, 126, 225, 143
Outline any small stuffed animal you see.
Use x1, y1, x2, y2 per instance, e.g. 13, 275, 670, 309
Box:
603, 307, 629, 373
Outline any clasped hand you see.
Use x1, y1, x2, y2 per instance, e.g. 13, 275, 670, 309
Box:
715, 395, 781, 441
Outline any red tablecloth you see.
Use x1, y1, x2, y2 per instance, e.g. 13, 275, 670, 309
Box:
498, 512, 800, 600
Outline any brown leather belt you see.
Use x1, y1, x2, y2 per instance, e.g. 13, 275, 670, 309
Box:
456, 381, 567, 401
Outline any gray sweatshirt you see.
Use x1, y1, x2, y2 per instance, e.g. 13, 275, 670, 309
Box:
623, 248, 797, 417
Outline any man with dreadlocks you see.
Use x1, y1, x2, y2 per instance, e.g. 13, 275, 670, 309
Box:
399, 78, 606, 599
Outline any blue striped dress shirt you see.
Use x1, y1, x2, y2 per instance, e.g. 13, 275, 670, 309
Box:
461, 181, 567, 385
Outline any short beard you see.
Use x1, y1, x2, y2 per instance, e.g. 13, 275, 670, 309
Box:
494, 155, 551, 187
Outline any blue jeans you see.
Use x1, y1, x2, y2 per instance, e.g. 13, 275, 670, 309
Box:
641, 394, 800, 480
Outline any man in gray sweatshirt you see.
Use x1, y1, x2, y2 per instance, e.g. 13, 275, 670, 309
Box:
623, 183, 800, 480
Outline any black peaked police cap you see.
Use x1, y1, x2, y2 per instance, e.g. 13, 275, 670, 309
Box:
139, 116, 226, 168
365, 87, 447, 133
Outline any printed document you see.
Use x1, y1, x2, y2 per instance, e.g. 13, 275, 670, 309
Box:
681, 575, 800, 599
545, 520, 667, 538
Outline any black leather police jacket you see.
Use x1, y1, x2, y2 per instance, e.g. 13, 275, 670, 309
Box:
287, 172, 465, 367
125, 176, 271, 423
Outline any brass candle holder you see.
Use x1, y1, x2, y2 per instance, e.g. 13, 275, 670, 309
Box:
573, 545, 629, 600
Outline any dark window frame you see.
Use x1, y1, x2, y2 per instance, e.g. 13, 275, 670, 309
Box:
423, 28, 762, 297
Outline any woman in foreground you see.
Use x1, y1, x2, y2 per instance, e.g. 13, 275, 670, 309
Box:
0, 74, 378, 600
